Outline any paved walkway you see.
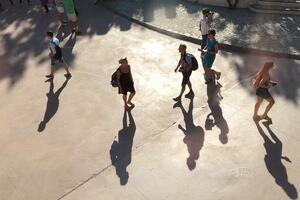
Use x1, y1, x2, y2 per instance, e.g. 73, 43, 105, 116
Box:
103, 0, 300, 56
0, 1, 300, 200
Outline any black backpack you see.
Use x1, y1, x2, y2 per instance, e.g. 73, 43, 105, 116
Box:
184, 53, 198, 71
111, 69, 118, 87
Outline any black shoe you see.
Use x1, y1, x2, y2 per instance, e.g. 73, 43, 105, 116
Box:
185, 91, 194, 98
64, 73, 72, 79
173, 101, 181, 109
173, 96, 181, 102
45, 74, 54, 78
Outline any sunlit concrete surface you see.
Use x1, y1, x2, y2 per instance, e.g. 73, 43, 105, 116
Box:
0, 1, 299, 200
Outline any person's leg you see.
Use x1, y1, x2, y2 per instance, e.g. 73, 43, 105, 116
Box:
44, 5, 49, 12
210, 69, 221, 80
253, 96, 263, 120
262, 96, 275, 119
201, 34, 208, 50
127, 92, 135, 107
62, 60, 71, 76
123, 94, 129, 109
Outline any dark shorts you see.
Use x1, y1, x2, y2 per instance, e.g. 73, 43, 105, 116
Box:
203, 55, 216, 68
119, 84, 135, 95
182, 71, 192, 86
51, 56, 64, 66
256, 88, 271, 99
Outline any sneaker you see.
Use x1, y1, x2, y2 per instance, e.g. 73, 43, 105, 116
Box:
185, 91, 194, 98
173, 96, 182, 102
64, 73, 72, 79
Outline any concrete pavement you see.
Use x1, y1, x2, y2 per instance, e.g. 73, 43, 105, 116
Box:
0, 1, 299, 200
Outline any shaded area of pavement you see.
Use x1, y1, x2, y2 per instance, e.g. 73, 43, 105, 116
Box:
102, 0, 300, 56
0, 1, 299, 200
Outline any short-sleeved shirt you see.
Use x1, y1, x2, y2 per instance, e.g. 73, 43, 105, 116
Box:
181, 53, 192, 70
206, 38, 218, 52
200, 16, 210, 35
63, 0, 75, 14
49, 37, 60, 55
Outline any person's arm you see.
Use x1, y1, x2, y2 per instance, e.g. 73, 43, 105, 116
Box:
199, 18, 202, 31
116, 70, 124, 93
259, 76, 272, 88
48, 46, 53, 57
186, 56, 193, 71
174, 58, 181, 73
129, 66, 134, 83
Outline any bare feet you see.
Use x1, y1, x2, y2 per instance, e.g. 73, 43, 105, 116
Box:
252, 115, 261, 122
216, 72, 221, 80
127, 101, 135, 108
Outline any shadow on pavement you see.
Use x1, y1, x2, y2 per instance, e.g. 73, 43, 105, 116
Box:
38, 78, 70, 132
110, 109, 136, 185
206, 80, 229, 144
255, 121, 298, 199
174, 97, 205, 171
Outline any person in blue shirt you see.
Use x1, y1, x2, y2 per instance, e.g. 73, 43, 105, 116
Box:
202, 29, 221, 84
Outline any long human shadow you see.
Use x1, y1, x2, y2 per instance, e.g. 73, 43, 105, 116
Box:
206, 80, 229, 144
255, 122, 298, 199
38, 78, 70, 132
174, 97, 205, 171
110, 109, 136, 185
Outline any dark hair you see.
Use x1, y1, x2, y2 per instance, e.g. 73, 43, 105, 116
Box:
209, 29, 216, 36
119, 57, 128, 64
179, 44, 187, 50
46, 31, 53, 37
202, 8, 210, 15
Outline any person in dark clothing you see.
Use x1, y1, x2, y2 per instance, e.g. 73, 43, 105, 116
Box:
117, 58, 136, 110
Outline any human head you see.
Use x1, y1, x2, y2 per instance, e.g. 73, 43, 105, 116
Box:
178, 44, 187, 54
119, 57, 128, 66
263, 62, 274, 70
46, 31, 53, 39
202, 8, 210, 16
208, 29, 216, 39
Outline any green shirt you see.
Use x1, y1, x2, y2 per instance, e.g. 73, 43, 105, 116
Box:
63, 0, 75, 14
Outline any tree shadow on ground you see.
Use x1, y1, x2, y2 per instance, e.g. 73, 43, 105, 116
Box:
110, 109, 136, 185
38, 77, 70, 132
255, 121, 298, 199
206, 80, 229, 144
0, 0, 135, 89
103, 0, 300, 54
173, 97, 205, 170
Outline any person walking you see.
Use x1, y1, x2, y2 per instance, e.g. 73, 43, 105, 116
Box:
116, 58, 136, 110
199, 8, 214, 52
46, 31, 72, 79
202, 29, 221, 84
253, 62, 277, 121
173, 44, 194, 101
63, 0, 80, 34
